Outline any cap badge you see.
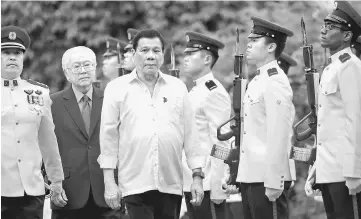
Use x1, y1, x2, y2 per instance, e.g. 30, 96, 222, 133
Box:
334, 2, 338, 10
186, 35, 190, 42
8, 32, 16, 40
106, 41, 109, 49
128, 32, 131, 41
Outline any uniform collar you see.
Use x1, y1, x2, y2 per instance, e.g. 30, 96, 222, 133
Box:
330, 47, 352, 63
257, 60, 278, 76
193, 72, 214, 87
2, 76, 21, 88
72, 84, 93, 103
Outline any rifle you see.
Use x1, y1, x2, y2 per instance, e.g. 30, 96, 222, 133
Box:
210, 28, 247, 187
169, 44, 180, 78
290, 17, 320, 166
117, 42, 126, 76
41, 162, 53, 198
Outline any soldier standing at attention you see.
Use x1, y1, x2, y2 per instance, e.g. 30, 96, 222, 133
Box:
122, 28, 140, 74
1, 25, 66, 219
95, 37, 128, 90
181, 31, 231, 219
224, 17, 295, 219
306, 1, 361, 218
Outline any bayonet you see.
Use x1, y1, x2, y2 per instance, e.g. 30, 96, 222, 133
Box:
301, 17, 308, 46
169, 44, 180, 78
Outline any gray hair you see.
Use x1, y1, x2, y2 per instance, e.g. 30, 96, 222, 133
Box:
61, 46, 96, 72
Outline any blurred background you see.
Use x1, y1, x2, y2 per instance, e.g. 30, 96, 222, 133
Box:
3, 1, 361, 218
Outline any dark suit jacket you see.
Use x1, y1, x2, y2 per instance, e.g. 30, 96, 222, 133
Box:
50, 86, 107, 210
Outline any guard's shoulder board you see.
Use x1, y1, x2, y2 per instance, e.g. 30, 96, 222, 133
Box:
267, 68, 278, 77
339, 53, 351, 63
205, 80, 217, 91
26, 79, 49, 89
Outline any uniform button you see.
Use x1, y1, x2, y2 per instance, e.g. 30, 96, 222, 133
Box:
281, 176, 284, 178
16, 122, 19, 125
242, 150, 244, 153
244, 131, 247, 135
318, 142, 322, 146
280, 185, 283, 188
14, 104, 18, 107
18, 159, 21, 162
318, 124, 321, 127
11, 88, 14, 91
319, 104, 322, 108
245, 113, 247, 116
17, 140, 20, 143
88, 146, 91, 149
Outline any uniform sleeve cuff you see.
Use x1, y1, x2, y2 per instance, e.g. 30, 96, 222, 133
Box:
186, 156, 207, 170
343, 153, 361, 178
97, 155, 118, 169
264, 175, 285, 190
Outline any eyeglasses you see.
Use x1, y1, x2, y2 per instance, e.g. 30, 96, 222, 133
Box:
321, 23, 347, 31
68, 62, 95, 74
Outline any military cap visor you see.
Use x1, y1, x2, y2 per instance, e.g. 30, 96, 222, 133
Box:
102, 37, 127, 56
324, 1, 361, 34
1, 26, 31, 51
184, 31, 225, 55
248, 16, 294, 42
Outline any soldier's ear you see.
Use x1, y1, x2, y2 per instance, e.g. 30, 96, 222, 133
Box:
344, 31, 353, 42
268, 43, 277, 53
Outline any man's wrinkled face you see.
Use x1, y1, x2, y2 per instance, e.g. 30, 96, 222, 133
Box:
183, 50, 206, 78
65, 52, 96, 88
102, 55, 119, 78
320, 21, 348, 49
123, 49, 136, 71
246, 37, 269, 65
1, 48, 24, 79
134, 37, 164, 80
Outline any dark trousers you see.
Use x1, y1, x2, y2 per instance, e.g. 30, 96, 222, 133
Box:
319, 182, 361, 219
51, 192, 122, 219
123, 190, 182, 219
239, 182, 291, 219
184, 191, 227, 219
1, 193, 45, 219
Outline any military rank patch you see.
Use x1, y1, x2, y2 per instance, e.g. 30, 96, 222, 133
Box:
339, 53, 351, 63
267, 68, 278, 77
205, 80, 217, 91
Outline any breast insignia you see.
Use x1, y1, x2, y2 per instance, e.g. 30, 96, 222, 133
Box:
26, 79, 49, 89
339, 53, 351, 63
205, 80, 217, 91
267, 68, 278, 77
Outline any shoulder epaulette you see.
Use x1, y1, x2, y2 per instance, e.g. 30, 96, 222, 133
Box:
205, 80, 217, 91
339, 53, 351, 63
267, 68, 278, 77
26, 79, 49, 89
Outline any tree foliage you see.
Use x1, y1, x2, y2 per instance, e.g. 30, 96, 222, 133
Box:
3, 1, 361, 218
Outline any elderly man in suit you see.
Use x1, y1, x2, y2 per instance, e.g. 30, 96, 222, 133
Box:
50, 46, 121, 219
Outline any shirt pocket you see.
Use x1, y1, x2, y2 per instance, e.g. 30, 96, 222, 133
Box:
320, 83, 338, 96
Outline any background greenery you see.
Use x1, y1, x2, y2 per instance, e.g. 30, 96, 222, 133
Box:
3, 1, 361, 218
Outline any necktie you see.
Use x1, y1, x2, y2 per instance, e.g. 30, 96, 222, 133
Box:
81, 95, 91, 135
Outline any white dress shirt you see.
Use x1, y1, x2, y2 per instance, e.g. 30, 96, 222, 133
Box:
315, 47, 361, 183
182, 73, 231, 201
98, 70, 207, 197
236, 60, 296, 190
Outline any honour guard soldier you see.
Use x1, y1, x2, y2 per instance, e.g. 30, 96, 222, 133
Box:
123, 28, 140, 74
182, 31, 231, 219
305, 1, 361, 218
1, 25, 66, 219
95, 37, 128, 90
224, 17, 296, 219
278, 52, 297, 75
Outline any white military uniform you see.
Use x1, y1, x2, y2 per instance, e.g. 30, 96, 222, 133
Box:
182, 73, 231, 201
236, 60, 296, 189
1, 77, 64, 197
315, 47, 361, 183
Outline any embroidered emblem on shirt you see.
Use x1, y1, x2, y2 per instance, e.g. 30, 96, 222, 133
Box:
205, 80, 217, 91
163, 97, 168, 103
277, 100, 281, 105
339, 53, 351, 63
24, 89, 34, 95
267, 68, 278, 77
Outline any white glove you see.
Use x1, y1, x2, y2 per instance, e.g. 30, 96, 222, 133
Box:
50, 181, 68, 207
265, 187, 283, 202
345, 177, 361, 195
